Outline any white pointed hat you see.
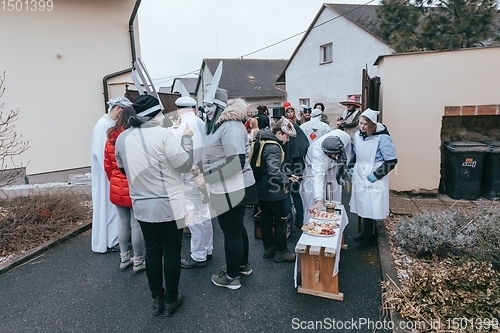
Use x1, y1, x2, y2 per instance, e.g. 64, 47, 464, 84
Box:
360, 108, 380, 124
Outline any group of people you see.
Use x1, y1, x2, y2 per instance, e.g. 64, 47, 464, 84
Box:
90, 82, 398, 318
250, 97, 397, 252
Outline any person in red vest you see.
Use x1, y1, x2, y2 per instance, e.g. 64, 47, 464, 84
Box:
104, 106, 145, 274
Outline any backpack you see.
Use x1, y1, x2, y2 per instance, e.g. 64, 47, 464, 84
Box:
248, 137, 285, 181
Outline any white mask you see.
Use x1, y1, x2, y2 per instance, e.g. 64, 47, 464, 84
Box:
204, 103, 217, 121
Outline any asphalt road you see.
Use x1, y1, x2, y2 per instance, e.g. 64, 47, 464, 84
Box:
0, 194, 388, 333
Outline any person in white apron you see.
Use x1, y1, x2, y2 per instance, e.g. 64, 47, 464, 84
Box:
349, 108, 398, 250
300, 129, 351, 223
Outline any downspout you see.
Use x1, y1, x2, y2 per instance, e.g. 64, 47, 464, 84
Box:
102, 0, 142, 113
274, 84, 287, 103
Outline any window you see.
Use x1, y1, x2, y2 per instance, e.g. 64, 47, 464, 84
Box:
320, 43, 333, 64
299, 98, 310, 107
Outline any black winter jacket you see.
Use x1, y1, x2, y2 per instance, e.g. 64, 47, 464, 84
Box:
255, 129, 290, 202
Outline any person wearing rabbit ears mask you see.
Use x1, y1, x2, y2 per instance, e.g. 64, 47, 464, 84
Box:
194, 61, 258, 290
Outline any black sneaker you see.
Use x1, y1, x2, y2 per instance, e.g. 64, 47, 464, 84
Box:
152, 295, 164, 316
263, 247, 275, 258
181, 257, 207, 268
164, 292, 183, 317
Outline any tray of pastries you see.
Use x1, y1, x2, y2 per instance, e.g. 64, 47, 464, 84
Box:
310, 210, 340, 221
301, 220, 338, 237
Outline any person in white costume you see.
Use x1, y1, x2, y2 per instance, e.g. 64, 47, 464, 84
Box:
349, 108, 397, 250
91, 96, 132, 253
172, 96, 214, 268
300, 108, 332, 144
300, 129, 351, 223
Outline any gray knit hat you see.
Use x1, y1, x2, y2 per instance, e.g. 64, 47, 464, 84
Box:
321, 136, 347, 163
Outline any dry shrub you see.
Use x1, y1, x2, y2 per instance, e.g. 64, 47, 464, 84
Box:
386, 203, 500, 331
383, 260, 500, 332
394, 203, 500, 268
0, 190, 91, 257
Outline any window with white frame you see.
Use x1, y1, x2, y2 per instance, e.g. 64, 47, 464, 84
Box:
320, 43, 333, 64
299, 98, 310, 107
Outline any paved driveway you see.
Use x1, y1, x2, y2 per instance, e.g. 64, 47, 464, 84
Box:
0, 195, 387, 333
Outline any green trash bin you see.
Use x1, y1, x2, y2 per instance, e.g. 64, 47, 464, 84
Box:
481, 141, 500, 199
444, 141, 490, 200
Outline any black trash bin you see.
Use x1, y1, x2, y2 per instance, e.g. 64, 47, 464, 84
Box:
481, 141, 500, 199
444, 141, 490, 200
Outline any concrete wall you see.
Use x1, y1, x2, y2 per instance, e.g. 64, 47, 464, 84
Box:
285, 5, 394, 121
0, 0, 138, 176
377, 46, 500, 192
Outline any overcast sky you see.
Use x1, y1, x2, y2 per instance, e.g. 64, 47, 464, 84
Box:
137, 0, 377, 89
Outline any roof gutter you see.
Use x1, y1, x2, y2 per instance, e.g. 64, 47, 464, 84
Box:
102, 0, 142, 113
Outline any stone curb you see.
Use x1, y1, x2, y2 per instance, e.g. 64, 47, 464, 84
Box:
377, 220, 409, 333
0, 220, 92, 276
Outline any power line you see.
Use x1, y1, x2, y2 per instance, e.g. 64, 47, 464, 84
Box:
152, 0, 377, 85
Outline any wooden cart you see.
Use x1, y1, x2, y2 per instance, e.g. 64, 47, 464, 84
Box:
294, 205, 348, 301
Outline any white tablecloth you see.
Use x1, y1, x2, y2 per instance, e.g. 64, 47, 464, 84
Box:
294, 205, 349, 287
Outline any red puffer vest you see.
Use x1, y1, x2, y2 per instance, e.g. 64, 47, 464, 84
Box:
104, 127, 132, 208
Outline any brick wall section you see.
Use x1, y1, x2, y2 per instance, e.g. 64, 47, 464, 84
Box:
444, 104, 500, 116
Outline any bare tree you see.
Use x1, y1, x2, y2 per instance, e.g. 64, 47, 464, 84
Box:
0, 71, 30, 187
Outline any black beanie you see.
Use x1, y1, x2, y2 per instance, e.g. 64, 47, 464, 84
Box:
132, 94, 162, 117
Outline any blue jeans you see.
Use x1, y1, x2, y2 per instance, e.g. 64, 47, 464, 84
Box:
138, 220, 183, 303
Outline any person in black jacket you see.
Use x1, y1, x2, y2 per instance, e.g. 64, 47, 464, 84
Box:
254, 105, 270, 129
282, 119, 310, 227
255, 117, 299, 263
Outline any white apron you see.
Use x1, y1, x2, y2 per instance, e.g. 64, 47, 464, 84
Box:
349, 134, 389, 220
300, 153, 341, 223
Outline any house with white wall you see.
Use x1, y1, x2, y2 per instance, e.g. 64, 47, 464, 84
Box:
0, 0, 141, 183
279, 3, 394, 120
375, 46, 500, 195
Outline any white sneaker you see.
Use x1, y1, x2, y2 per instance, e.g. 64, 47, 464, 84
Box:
120, 251, 133, 271
132, 256, 146, 274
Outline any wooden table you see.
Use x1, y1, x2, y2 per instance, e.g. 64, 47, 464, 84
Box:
294, 205, 349, 301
